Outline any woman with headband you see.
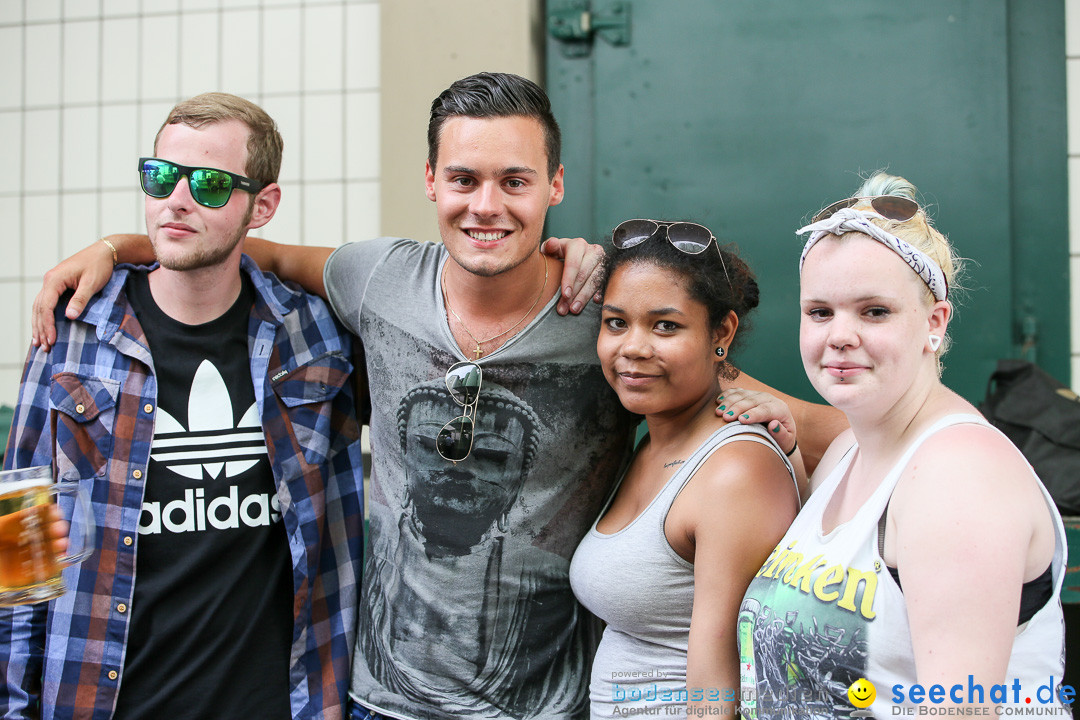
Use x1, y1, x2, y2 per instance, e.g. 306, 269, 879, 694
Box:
569, 220, 802, 718
726, 172, 1068, 717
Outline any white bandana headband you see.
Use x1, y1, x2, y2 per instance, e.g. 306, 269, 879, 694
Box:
797, 207, 948, 301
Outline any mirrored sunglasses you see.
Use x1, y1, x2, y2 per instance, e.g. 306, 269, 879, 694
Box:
138, 157, 268, 209
437, 361, 483, 463
811, 195, 920, 224
612, 219, 716, 254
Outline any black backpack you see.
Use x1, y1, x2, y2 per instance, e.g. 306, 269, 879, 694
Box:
979, 359, 1080, 516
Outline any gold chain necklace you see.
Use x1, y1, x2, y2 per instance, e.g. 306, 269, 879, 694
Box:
442, 258, 549, 359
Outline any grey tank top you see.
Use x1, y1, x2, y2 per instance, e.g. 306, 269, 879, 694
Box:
569, 423, 797, 719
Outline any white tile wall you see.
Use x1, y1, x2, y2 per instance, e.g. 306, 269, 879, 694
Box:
22, 195, 60, 279
263, 7, 302, 93
102, 18, 140, 103
0, 283, 25, 366
345, 2, 378, 89
140, 15, 181, 99
0, 27, 22, 109
1, 0, 381, 410
62, 20, 100, 105
0, 113, 21, 195
302, 93, 344, 180
220, 9, 261, 96
59, 193, 99, 259
62, 106, 99, 191
0, 3, 22, 24
25, 0, 61, 23
23, 109, 60, 194
179, 12, 222, 97
24, 24, 61, 107
103, 0, 140, 15
0, 198, 20, 281
304, 4, 344, 92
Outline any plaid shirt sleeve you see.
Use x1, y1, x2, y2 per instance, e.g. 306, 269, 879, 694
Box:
0, 344, 65, 719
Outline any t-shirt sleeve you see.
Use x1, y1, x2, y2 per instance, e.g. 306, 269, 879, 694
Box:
323, 237, 402, 335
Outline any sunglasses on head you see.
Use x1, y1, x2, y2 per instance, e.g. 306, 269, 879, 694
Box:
811, 195, 920, 224
612, 219, 717, 254
437, 361, 483, 463
612, 219, 731, 286
138, 157, 268, 209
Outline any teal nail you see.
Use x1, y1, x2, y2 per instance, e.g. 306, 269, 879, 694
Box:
726, 411, 734, 416
742, 414, 750, 419
719, 405, 726, 411
771, 426, 780, 433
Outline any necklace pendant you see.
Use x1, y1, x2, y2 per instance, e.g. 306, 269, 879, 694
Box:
474, 344, 483, 359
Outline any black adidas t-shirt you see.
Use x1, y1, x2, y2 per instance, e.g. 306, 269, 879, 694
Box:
114, 272, 292, 720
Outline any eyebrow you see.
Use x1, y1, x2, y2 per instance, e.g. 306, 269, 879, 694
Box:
801, 295, 894, 305
442, 165, 539, 177
602, 304, 686, 316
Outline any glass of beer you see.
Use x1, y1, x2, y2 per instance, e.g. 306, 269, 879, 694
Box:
0, 466, 95, 606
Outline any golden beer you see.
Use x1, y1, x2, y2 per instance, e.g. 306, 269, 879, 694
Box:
0, 467, 94, 606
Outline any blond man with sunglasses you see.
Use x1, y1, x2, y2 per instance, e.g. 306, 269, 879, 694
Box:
1, 93, 364, 720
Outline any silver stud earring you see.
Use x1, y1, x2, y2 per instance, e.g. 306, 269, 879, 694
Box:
928, 335, 942, 352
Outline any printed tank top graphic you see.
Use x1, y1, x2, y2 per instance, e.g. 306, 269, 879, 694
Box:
739, 533, 879, 719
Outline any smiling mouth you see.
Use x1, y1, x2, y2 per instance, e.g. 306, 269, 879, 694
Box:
467, 230, 510, 242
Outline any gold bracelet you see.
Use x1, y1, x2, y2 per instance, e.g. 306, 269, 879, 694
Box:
100, 237, 118, 266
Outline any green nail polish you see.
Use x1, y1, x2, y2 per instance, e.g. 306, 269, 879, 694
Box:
719, 405, 726, 411
771, 426, 780, 432
726, 411, 734, 416
742, 414, 750, 419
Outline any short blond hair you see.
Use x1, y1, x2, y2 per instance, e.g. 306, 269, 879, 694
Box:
847, 172, 963, 366
154, 92, 283, 186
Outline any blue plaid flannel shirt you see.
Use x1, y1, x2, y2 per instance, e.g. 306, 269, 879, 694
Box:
0, 256, 364, 720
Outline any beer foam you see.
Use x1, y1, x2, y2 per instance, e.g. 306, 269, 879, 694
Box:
0, 477, 52, 498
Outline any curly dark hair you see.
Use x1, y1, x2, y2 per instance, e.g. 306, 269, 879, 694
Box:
601, 224, 760, 378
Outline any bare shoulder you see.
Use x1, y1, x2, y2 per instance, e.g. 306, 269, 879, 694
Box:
901, 422, 1039, 503
681, 434, 800, 520
890, 420, 1054, 571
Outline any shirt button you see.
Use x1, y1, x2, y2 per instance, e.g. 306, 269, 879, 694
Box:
143, 403, 153, 414
123, 536, 133, 546
132, 470, 142, 479
117, 603, 127, 614
108, 670, 118, 681
75, 403, 85, 414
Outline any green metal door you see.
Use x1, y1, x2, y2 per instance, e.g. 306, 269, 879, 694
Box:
546, 0, 1068, 403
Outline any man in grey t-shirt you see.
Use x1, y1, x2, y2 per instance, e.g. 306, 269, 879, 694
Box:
313, 73, 637, 719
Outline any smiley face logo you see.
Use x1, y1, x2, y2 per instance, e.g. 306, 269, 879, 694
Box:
848, 678, 876, 708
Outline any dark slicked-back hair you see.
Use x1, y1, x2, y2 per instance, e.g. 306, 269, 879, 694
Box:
427, 72, 562, 179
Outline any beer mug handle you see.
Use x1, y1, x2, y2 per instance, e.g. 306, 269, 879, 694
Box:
51, 483, 96, 565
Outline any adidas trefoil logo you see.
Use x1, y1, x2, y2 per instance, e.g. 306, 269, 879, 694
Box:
151, 359, 267, 479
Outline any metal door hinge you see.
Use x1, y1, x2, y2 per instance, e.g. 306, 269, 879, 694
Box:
549, 0, 631, 58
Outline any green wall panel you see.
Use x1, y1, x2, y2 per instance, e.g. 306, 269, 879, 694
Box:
547, 0, 1068, 403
